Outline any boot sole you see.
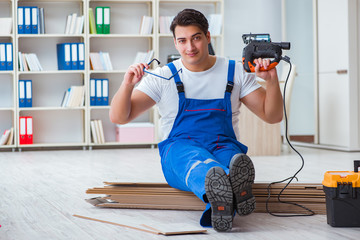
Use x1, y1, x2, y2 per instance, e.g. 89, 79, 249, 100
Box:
229, 154, 256, 216
205, 167, 233, 232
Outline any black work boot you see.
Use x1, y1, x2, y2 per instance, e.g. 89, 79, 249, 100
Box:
229, 153, 256, 216
205, 166, 234, 232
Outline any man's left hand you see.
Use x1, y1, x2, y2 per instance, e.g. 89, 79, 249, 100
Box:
254, 58, 278, 83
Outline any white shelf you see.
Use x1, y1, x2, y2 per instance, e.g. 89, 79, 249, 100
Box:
89, 69, 126, 74
18, 142, 86, 148
0, 107, 15, 111
19, 107, 86, 111
90, 106, 110, 110
90, 0, 153, 2
0, 72, 14, 76
89, 141, 157, 146
17, 34, 85, 38
18, 70, 86, 75
89, 34, 154, 38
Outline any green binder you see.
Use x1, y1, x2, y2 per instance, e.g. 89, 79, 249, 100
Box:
95, 6, 103, 34
103, 7, 110, 34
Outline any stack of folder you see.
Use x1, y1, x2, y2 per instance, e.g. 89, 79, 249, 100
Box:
18, 80, 32, 108
57, 43, 85, 70
17, 6, 45, 34
90, 119, 105, 144
208, 14, 222, 35
64, 13, 84, 35
18, 52, 43, 72
86, 182, 326, 214
19, 116, 33, 145
0, 43, 13, 71
159, 16, 174, 34
0, 18, 12, 35
0, 128, 14, 146
90, 78, 109, 106
89, 52, 113, 71
139, 16, 153, 35
133, 50, 154, 65
61, 86, 85, 107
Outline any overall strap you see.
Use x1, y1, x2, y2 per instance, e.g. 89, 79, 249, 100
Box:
226, 60, 235, 93
167, 62, 184, 94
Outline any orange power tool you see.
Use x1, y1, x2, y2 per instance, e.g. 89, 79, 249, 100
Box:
242, 33, 290, 73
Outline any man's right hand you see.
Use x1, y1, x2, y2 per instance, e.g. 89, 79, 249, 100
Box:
123, 62, 150, 86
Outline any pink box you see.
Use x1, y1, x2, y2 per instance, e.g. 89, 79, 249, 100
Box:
116, 123, 155, 143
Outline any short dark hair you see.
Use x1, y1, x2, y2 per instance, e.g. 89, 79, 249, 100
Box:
170, 9, 209, 38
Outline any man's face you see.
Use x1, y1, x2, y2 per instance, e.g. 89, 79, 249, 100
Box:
173, 25, 210, 68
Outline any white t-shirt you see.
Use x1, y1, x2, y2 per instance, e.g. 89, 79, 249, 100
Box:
136, 56, 261, 140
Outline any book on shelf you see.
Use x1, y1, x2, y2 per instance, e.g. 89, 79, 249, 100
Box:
89, 8, 97, 34
18, 52, 43, 72
18, 80, 32, 108
139, 16, 153, 35
39, 8, 45, 34
0, 18, 12, 35
159, 16, 174, 34
57, 43, 85, 70
90, 78, 109, 106
19, 116, 33, 145
89, 52, 113, 71
0, 43, 13, 71
61, 86, 85, 108
18, 6, 43, 34
208, 14, 222, 36
133, 50, 154, 64
0, 127, 14, 146
64, 13, 84, 35
90, 119, 105, 144
95, 6, 110, 34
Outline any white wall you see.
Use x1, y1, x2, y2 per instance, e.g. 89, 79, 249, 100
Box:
224, 0, 282, 60
285, 0, 315, 136
224, 0, 315, 136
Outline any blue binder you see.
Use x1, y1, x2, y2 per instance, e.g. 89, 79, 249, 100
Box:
19, 80, 26, 107
0, 43, 6, 71
96, 79, 102, 105
57, 43, 71, 70
71, 43, 78, 70
102, 79, 109, 105
25, 80, 32, 107
31, 7, 38, 34
77, 43, 85, 70
24, 7, 31, 34
90, 79, 96, 106
18, 7, 25, 34
6, 43, 13, 70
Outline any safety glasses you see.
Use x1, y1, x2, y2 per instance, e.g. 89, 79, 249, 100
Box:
143, 58, 182, 80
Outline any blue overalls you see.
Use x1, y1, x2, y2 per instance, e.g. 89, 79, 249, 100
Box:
158, 60, 248, 227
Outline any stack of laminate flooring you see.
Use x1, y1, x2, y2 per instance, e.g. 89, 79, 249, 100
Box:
86, 182, 326, 214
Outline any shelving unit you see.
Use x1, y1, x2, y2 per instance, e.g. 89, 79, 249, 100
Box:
15, 0, 87, 149
0, 0, 224, 150
0, 0, 16, 150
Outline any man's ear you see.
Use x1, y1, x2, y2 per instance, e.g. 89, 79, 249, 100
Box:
206, 31, 211, 44
173, 37, 179, 52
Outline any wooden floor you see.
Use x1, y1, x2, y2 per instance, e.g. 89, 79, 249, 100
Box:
1, 146, 360, 239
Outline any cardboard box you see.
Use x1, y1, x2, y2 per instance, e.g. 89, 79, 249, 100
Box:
116, 122, 154, 143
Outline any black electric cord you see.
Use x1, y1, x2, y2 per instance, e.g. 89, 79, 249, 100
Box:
265, 56, 315, 217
